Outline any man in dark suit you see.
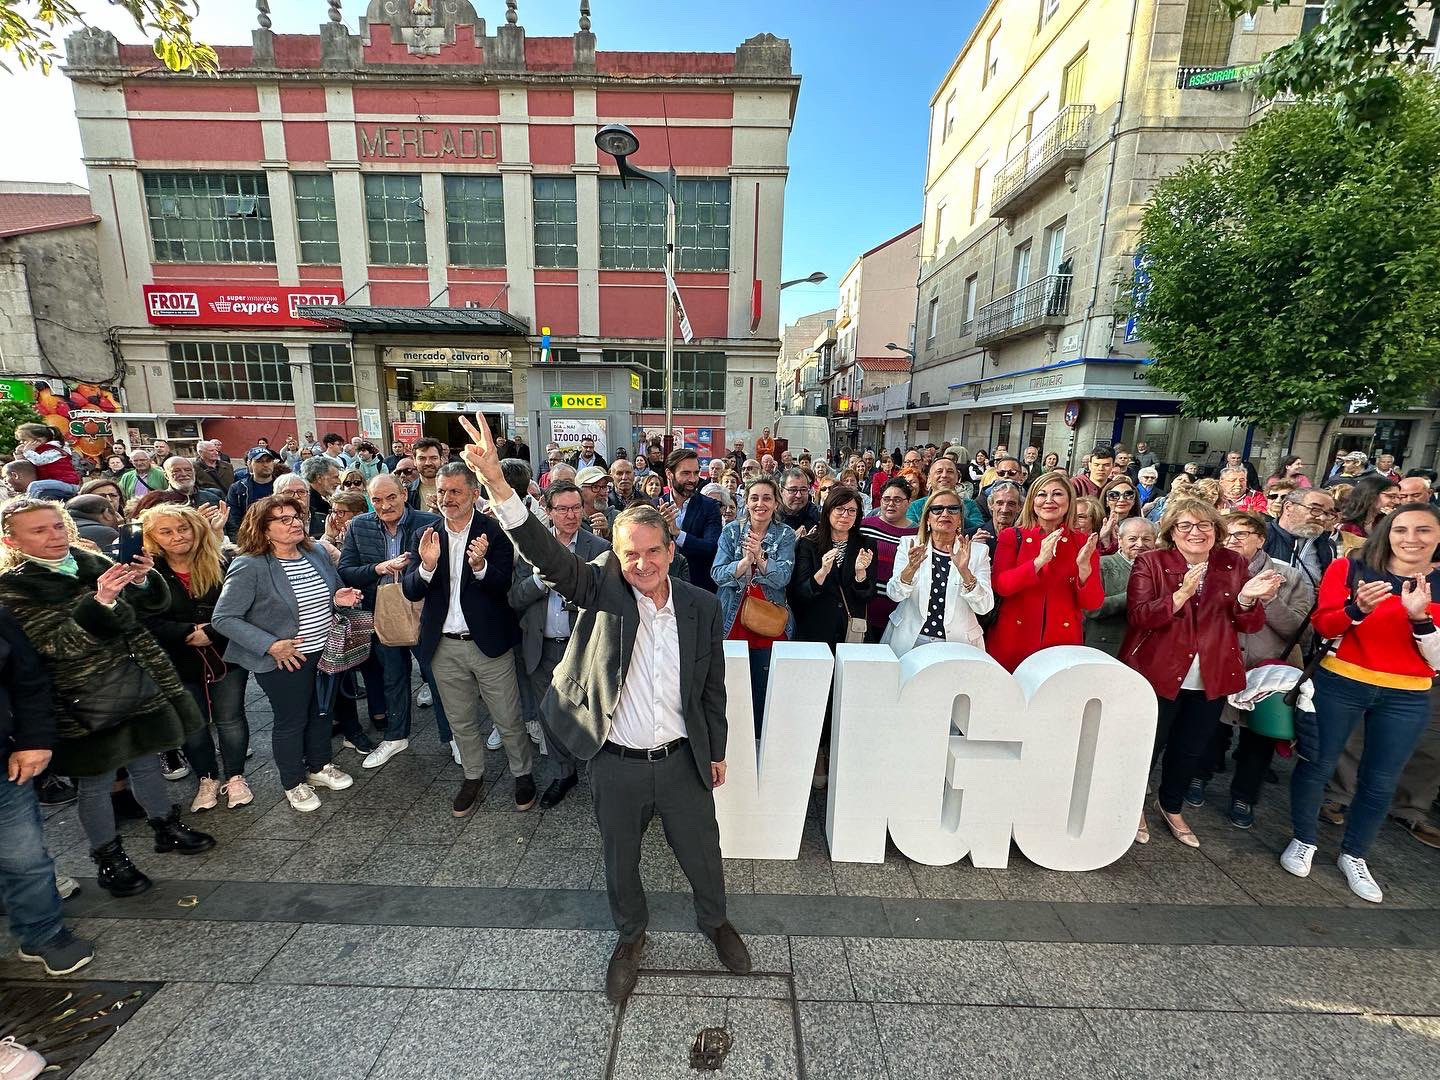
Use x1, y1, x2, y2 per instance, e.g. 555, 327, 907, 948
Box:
658, 448, 722, 592
508, 480, 611, 810
403, 462, 530, 815
339, 475, 440, 769
460, 414, 749, 1005
566, 434, 607, 472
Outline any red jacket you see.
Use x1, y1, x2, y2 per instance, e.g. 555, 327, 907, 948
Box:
987, 525, 1104, 671
1120, 546, 1266, 700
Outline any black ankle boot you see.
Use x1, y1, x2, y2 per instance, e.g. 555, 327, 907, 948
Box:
148, 806, 216, 855
91, 837, 152, 897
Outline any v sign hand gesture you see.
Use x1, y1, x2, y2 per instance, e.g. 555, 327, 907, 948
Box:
458, 414, 508, 500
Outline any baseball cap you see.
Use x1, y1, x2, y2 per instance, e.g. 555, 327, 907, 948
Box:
575, 466, 609, 487
246, 447, 281, 462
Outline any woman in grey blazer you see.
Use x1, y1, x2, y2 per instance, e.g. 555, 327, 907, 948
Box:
213, 494, 363, 813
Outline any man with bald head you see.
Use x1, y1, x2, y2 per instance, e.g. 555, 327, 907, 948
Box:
163, 455, 223, 508
339, 473, 443, 770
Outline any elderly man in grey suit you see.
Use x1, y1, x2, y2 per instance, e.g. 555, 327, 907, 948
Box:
1084, 516, 1157, 657
460, 414, 749, 1006
509, 480, 611, 811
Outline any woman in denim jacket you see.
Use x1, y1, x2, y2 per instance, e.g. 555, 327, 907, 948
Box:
712, 476, 796, 732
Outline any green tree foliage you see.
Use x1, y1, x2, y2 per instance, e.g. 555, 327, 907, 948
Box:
1132, 72, 1440, 430
1227, 0, 1438, 124
0, 0, 214, 74
0, 399, 44, 458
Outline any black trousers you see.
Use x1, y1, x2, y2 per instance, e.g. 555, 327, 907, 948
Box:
589, 745, 727, 943
1155, 691, 1226, 814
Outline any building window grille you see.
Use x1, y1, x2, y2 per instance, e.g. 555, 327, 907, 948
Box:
676, 178, 731, 271
532, 176, 578, 268
311, 343, 355, 404
443, 175, 506, 267
144, 172, 275, 263
599, 178, 666, 270
292, 173, 340, 265
364, 174, 427, 264
169, 341, 290, 402
603, 348, 727, 411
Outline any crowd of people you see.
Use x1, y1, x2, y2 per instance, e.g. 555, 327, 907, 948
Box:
1, 420, 1437, 1007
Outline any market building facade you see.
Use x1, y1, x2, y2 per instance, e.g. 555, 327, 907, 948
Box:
63, 1, 797, 459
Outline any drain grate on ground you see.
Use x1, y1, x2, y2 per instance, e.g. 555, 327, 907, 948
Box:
1, 979, 163, 1080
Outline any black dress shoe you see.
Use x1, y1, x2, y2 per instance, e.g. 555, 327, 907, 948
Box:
36, 772, 77, 807
452, 778, 484, 818
606, 935, 644, 1005
514, 773, 537, 811
707, 922, 752, 975
539, 771, 578, 810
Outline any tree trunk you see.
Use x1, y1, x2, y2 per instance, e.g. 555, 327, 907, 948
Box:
1254, 424, 1289, 486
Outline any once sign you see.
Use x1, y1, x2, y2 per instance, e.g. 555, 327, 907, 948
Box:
713, 642, 1158, 872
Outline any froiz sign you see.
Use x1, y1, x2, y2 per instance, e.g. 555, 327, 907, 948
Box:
714, 642, 1158, 872
142, 285, 343, 328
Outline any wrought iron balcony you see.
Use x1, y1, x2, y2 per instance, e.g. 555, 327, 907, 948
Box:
990, 105, 1094, 218
974, 273, 1072, 347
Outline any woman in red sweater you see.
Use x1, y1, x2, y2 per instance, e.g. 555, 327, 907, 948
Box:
987, 473, 1103, 672
1121, 499, 1281, 847
1282, 504, 1440, 902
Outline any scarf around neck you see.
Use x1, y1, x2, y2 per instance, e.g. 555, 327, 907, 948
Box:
22, 551, 78, 577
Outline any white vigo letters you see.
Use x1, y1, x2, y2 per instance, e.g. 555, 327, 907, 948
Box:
712, 641, 1158, 872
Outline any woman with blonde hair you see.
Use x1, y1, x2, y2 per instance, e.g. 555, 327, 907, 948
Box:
884, 486, 993, 656
1073, 496, 1104, 536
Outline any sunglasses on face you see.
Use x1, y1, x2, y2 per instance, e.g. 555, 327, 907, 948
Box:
995, 469, 1020, 478
343, 480, 365, 488
927, 505, 964, 516
1106, 490, 1136, 500
395, 467, 418, 475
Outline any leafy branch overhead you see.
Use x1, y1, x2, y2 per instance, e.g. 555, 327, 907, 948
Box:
1132, 72, 1440, 430
1224, 0, 1439, 124
0, 0, 215, 74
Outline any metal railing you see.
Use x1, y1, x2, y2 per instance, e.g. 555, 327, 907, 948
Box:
975, 273, 1072, 343
991, 105, 1094, 207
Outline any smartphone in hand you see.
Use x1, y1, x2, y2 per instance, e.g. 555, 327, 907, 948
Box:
117, 523, 144, 564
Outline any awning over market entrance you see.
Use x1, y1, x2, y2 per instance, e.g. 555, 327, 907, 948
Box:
294, 305, 530, 335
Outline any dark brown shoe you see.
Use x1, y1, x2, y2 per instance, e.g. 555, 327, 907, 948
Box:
1321, 800, 1347, 826
606, 935, 644, 1005
1397, 817, 1440, 850
452, 778, 484, 818
707, 922, 751, 975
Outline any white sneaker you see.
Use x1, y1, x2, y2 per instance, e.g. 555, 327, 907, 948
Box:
417, 684, 433, 707
222, 775, 253, 809
449, 739, 462, 766
526, 719, 548, 756
307, 764, 354, 791
363, 738, 409, 769
486, 727, 503, 751
1337, 854, 1384, 903
1280, 838, 1317, 878
285, 783, 321, 812
54, 873, 80, 900
0, 1035, 46, 1080
190, 777, 220, 813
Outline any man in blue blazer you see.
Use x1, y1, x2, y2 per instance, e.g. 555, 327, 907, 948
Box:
339, 475, 440, 770
404, 462, 529, 815
659, 448, 722, 592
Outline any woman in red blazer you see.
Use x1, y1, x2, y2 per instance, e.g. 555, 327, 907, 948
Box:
1121, 498, 1282, 847
988, 473, 1104, 672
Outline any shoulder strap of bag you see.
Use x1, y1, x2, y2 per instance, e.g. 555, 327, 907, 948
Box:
1283, 557, 1362, 707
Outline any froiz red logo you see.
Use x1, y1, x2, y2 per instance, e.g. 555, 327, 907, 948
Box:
288, 292, 339, 319
147, 291, 199, 318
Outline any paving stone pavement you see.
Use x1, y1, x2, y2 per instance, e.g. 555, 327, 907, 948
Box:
8, 677, 1439, 1079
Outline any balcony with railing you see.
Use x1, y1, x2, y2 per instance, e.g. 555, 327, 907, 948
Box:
974, 273, 1072, 347
990, 105, 1094, 218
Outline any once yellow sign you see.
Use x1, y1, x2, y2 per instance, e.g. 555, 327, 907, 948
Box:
630, 372, 642, 390
549, 393, 606, 409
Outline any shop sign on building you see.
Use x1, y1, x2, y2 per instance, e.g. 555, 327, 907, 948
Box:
142, 285, 342, 327
356, 124, 500, 162
383, 346, 511, 368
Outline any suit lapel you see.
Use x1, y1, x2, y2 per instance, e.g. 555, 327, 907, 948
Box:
674, 585, 697, 715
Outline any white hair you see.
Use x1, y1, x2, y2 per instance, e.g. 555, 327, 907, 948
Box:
273, 473, 308, 494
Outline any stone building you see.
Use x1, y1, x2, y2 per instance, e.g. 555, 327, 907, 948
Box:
914, 0, 1439, 475
776, 308, 832, 421
62, 1, 798, 459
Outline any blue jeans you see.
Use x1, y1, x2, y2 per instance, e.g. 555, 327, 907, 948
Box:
26, 479, 77, 501
182, 667, 250, 780
416, 652, 452, 744
0, 771, 65, 951
1290, 665, 1431, 857
375, 642, 414, 742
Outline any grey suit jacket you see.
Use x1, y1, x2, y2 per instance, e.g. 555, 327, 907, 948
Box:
1083, 552, 1135, 658
508, 528, 611, 674
212, 548, 341, 672
499, 507, 727, 788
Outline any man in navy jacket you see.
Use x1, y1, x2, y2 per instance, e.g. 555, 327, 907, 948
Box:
403, 462, 530, 815
339, 475, 441, 769
659, 448, 722, 592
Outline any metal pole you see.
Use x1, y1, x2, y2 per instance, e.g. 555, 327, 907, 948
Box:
663, 191, 676, 461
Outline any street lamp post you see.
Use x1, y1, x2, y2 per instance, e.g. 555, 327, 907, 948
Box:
595, 123, 680, 459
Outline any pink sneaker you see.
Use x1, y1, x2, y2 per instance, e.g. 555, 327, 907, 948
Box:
0, 1036, 46, 1080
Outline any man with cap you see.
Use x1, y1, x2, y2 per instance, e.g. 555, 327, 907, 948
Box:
225, 447, 280, 538
576, 466, 617, 539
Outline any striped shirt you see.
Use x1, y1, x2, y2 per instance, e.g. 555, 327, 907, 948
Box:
279, 556, 331, 654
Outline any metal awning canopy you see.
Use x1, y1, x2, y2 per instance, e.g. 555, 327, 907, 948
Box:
295, 305, 531, 335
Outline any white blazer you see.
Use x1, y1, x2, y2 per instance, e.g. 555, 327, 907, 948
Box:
882, 535, 994, 656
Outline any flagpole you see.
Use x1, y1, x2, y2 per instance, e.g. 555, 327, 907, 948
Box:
664, 189, 675, 461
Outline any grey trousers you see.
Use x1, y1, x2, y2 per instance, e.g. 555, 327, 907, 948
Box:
431, 638, 528, 780
589, 745, 727, 943
1327, 694, 1440, 825
532, 638, 577, 778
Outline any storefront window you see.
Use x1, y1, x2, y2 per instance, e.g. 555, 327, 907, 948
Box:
169, 341, 290, 402
311, 344, 355, 404
144, 172, 275, 264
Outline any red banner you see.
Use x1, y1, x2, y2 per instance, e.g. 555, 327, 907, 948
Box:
142, 284, 344, 327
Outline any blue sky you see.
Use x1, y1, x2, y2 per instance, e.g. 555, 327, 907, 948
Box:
0, 0, 988, 325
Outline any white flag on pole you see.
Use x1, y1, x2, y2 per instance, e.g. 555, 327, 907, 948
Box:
664, 265, 695, 344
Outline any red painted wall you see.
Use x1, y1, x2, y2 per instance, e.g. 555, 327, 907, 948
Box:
616, 125, 732, 169
533, 281, 580, 336
129, 119, 265, 163
352, 86, 500, 116
597, 52, 736, 76
298, 266, 344, 283
283, 121, 331, 162
363, 24, 484, 65
125, 84, 258, 113
524, 39, 574, 70
595, 91, 733, 119
280, 87, 327, 113
151, 264, 280, 283
368, 280, 431, 306
527, 89, 575, 117
598, 272, 728, 339
528, 125, 575, 166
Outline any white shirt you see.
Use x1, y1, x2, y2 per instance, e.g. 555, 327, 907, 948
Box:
670, 493, 690, 548
417, 511, 487, 634
495, 491, 685, 750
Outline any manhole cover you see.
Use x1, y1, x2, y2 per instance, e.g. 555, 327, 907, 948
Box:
0, 979, 162, 1079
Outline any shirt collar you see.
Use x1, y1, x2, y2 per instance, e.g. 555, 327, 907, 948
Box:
445, 510, 475, 535
632, 583, 676, 618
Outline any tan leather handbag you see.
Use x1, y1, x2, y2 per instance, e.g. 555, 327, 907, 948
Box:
739, 582, 788, 640
374, 576, 421, 647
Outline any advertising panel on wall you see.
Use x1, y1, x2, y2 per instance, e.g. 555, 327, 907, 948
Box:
551, 417, 607, 457
639, 425, 721, 460
142, 284, 344, 327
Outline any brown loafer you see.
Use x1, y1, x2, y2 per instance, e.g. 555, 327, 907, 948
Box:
707, 922, 752, 975
606, 934, 644, 1005
452, 778, 483, 818
1397, 817, 1440, 850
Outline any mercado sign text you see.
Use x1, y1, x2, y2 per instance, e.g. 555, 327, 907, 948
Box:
357, 124, 499, 161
